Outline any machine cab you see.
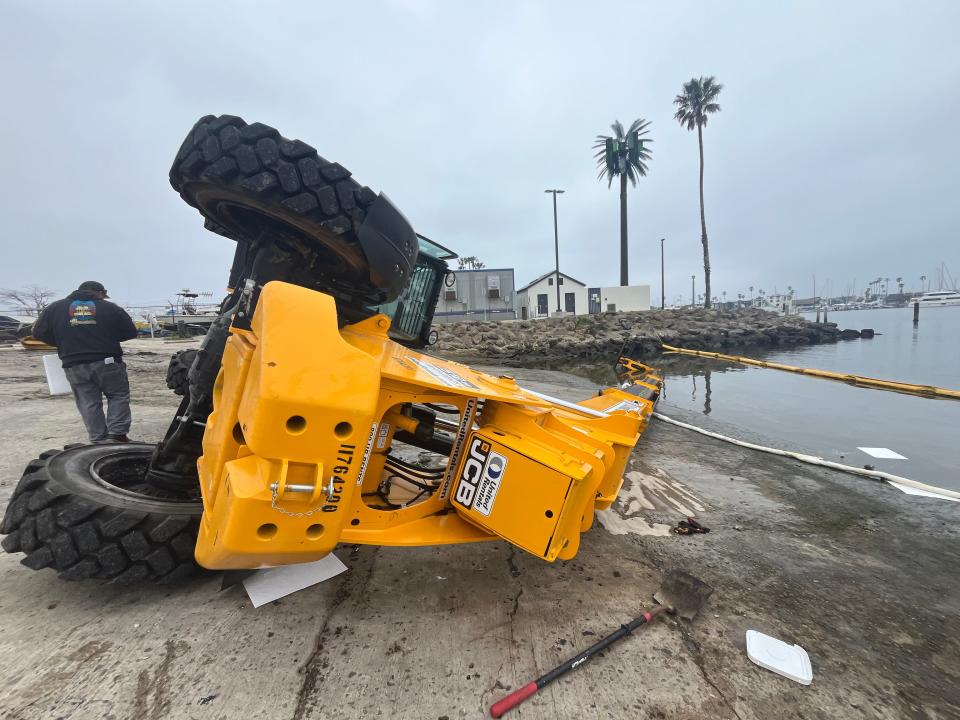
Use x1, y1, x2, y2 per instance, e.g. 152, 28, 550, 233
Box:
370, 234, 457, 349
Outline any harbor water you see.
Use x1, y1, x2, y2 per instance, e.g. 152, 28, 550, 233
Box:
656, 305, 960, 492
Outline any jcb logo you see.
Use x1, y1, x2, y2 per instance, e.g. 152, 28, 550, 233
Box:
454, 438, 489, 507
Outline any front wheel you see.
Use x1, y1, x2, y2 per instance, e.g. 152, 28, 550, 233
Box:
165, 348, 198, 396
0, 444, 203, 584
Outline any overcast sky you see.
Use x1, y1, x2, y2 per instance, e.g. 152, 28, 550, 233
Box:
2, 0, 958, 311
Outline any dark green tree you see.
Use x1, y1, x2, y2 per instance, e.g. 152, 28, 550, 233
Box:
674, 76, 722, 308
593, 119, 652, 286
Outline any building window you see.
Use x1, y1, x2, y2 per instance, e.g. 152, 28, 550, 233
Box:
559, 276, 564, 285
487, 275, 501, 299
565, 292, 576, 313
444, 289, 457, 300
548, 277, 553, 286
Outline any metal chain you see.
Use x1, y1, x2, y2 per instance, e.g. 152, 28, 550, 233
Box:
270, 484, 325, 518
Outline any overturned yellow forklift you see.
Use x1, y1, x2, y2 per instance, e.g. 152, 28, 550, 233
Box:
0, 116, 661, 583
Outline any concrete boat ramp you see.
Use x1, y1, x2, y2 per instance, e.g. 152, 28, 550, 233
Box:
0, 346, 957, 719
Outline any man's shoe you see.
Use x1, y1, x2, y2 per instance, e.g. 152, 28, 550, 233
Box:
107, 435, 131, 443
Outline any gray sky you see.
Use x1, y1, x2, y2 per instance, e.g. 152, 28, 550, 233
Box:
2, 0, 958, 310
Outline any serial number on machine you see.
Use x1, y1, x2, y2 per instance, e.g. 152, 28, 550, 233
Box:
323, 442, 355, 513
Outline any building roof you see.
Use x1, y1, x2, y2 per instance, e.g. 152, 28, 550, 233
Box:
516, 270, 586, 293
452, 268, 514, 274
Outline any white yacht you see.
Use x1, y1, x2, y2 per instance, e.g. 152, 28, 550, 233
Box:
756, 293, 797, 316
912, 290, 960, 307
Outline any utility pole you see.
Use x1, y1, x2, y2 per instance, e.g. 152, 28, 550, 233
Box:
545, 189, 565, 313
691, 275, 696, 307
660, 238, 666, 309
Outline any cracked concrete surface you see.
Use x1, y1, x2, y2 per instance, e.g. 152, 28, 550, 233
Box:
0, 346, 958, 719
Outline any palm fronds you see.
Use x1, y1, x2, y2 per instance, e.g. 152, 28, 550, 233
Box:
593, 118, 653, 188
673, 76, 723, 130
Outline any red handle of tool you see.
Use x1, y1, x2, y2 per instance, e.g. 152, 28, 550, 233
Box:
490, 681, 538, 717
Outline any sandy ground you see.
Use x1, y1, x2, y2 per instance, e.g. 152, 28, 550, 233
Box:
0, 340, 957, 719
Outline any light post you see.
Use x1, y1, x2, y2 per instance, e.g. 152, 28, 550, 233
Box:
660, 238, 666, 309
691, 275, 696, 307
545, 189, 565, 313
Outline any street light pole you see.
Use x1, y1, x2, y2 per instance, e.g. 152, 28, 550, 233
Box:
660, 238, 666, 309
545, 189, 565, 313
691, 275, 696, 307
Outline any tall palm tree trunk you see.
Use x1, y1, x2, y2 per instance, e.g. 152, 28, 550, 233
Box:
620, 172, 628, 286
698, 124, 711, 307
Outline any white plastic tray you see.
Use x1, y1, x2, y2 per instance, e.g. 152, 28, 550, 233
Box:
43, 354, 71, 395
746, 630, 812, 685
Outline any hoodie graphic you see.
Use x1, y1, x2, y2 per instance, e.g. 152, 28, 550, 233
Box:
69, 300, 97, 326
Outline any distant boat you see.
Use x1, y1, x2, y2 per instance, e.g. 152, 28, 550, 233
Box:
756, 293, 797, 316
158, 311, 219, 333
911, 290, 960, 307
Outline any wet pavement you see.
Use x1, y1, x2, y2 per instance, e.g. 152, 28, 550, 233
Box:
0, 346, 957, 719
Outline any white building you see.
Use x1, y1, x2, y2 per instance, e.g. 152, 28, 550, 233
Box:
587, 285, 650, 313
516, 270, 651, 318
516, 271, 589, 319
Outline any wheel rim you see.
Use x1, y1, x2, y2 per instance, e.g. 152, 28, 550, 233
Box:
90, 447, 201, 503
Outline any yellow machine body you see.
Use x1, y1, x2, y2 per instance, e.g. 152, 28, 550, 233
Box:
194, 281, 661, 569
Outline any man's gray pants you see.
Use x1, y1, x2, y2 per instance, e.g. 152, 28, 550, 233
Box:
64, 360, 132, 442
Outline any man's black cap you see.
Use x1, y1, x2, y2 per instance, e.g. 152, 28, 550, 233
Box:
77, 281, 109, 298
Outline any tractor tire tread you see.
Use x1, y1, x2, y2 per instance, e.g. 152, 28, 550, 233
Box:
170, 115, 376, 230
0, 450, 201, 583
165, 349, 198, 397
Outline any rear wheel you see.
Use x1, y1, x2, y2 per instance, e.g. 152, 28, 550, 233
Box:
170, 114, 418, 305
0, 444, 203, 583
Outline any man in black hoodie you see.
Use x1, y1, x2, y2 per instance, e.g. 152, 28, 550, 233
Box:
33, 281, 139, 443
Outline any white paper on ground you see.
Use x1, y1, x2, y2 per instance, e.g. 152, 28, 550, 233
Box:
746, 630, 813, 685
857, 447, 908, 460
243, 554, 348, 608
42, 354, 71, 395
888, 481, 960, 502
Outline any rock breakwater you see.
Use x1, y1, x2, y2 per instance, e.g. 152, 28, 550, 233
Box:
433, 308, 852, 361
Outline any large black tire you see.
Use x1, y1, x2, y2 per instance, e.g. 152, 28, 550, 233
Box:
170, 114, 418, 305
0, 444, 203, 584
165, 348, 198, 396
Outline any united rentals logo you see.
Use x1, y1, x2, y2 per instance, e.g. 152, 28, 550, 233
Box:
454, 436, 507, 516
438, 398, 476, 500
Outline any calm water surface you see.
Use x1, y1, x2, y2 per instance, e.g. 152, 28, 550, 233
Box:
656, 305, 960, 491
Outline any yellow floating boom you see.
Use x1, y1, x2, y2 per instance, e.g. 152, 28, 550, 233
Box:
660, 344, 960, 401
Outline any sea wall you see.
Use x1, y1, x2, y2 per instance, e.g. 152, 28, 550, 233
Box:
432, 308, 853, 361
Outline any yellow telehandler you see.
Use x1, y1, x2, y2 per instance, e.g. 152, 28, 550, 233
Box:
0, 116, 660, 583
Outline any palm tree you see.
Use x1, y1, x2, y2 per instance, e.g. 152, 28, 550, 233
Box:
593, 119, 652, 286
674, 76, 723, 308
896, 277, 904, 294
920, 274, 927, 292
